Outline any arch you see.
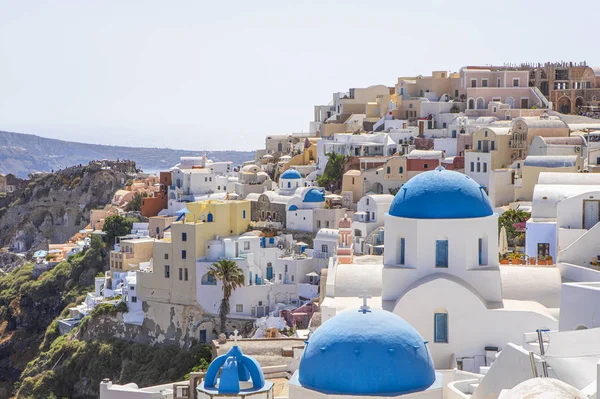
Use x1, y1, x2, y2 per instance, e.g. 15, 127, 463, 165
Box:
468, 98, 475, 110
201, 272, 217, 285
575, 96, 585, 111
371, 182, 383, 194
557, 96, 571, 114
207, 212, 214, 223
576, 324, 588, 330
505, 97, 515, 109
169, 192, 176, 200
476, 97, 485, 110
505, 111, 512, 120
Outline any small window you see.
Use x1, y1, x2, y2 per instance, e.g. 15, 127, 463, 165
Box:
279, 274, 282, 280
236, 304, 243, 313
244, 241, 250, 250
242, 210, 246, 219
399, 166, 404, 174
470, 162, 474, 172
481, 79, 488, 88
322, 244, 328, 253
424, 163, 428, 169
179, 268, 183, 280
434, 312, 448, 343
326, 221, 330, 228
130, 286, 135, 291
491, 141, 495, 151
387, 166, 391, 174
513, 78, 519, 87
497, 78, 501, 87
483, 163, 487, 173
131, 296, 137, 303
478, 238, 484, 265
164, 265, 170, 278
477, 163, 481, 173
317, 220, 321, 228
399, 238, 405, 265
182, 250, 187, 259
164, 253, 169, 260
285, 264, 288, 273
184, 268, 189, 281
182, 232, 187, 242
292, 275, 295, 282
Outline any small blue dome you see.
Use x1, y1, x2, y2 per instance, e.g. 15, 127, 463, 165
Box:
288, 205, 298, 211
389, 168, 493, 219
281, 169, 302, 179
303, 188, 325, 203
298, 308, 435, 395
203, 345, 265, 394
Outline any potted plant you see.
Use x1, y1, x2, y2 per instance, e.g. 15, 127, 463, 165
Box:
546, 255, 553, 265
538, 256, 548, 266
509, 252, 521, 265
529, 257, 536, 265
499, 254, 509, 265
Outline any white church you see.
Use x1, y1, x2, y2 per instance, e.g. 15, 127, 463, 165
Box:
322, 167, 561, 371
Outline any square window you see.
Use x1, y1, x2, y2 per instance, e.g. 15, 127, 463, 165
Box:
164, 253, 169, 260
236, 304, 243, 313
130, 286, 135, 290
131, 296, 137, 303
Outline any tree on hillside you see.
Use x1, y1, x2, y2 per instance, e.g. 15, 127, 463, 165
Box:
207, 259, 245, 334
125, 192, 147, 212
102, 215, 133, 246
317, 152, 347, 192
498, 208, 530, 247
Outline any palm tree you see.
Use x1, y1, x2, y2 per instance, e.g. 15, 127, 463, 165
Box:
208, 259, 245, 334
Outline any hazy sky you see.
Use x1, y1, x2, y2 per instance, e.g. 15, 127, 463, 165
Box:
0, 1, 598, 151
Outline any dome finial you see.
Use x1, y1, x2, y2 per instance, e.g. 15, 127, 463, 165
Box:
359, 292, 372, 313
232, 329, 240, 345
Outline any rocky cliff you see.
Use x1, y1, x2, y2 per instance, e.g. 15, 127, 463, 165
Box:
0, 165, 127, 252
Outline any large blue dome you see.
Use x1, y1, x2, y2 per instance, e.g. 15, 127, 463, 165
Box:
298, 308, 435, 395
281, 169, 302, 179
389, 168, 493, 219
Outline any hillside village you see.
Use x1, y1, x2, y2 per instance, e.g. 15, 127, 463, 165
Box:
4, 62, 600, 398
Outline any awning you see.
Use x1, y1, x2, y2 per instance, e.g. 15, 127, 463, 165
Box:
296, 241, 309, 246
306, 271, 319, 277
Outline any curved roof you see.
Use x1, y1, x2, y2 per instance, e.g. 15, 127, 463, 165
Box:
315, 228, 339, 240
540, 136, 585, 146
506, 378, 585, 399
280, 169, 302, 179
389, 168, 493, 219
298, 308, 435, 395
344, 169, 361, 176
303, 188, 325, 203
523, 155, 578, 168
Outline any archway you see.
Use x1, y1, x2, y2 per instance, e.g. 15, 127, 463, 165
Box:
371, 182, 383, 194
575, 97, 584, 113
557, 96, 571, 114
207, 212, 214, 222
468, 98, 475, 110
476, 98, 485, 110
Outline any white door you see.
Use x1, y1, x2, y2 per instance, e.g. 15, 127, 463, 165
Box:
584, 200, 600, 229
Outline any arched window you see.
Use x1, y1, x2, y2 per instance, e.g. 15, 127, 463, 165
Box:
434, 308, 448, 343
476, 98, 485, 109
399, 166, 404, 174
468, 98, 475, 109
207, 212, 214, 223
386, 166, 391, 174
156, 227, 160, 235
287, 182, 291, 188
201, 272, 217, 285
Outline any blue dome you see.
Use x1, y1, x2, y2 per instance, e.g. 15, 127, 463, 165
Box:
298, 308, 435, 395
203, 345, 266, 394
303, 188, 325, 203
389, 168, 493, 219
281, 169, 302, 179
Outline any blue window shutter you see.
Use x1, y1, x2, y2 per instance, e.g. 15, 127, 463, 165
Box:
434, 313, 448, 343
436, 240, 448, 267
478, 238, 483, 265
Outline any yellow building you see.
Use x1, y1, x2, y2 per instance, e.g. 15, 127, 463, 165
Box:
280, 138, 318, 173
137, 200, 251, 306
110, 238, 155, 272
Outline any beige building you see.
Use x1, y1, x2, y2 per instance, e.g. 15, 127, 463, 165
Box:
89, 207, 118, 231
509, 116, 570, 161
148, 216, 177, 239
110, 238, 155, 272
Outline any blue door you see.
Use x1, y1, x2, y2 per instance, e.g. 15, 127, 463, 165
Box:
207, 213, 213, 222
436, 240, 448, 268
199, 329, 207, 343
266, 266, 273, 280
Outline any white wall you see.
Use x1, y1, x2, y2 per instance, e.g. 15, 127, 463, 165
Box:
287, 209, 314, 232
464, 152, 491, 189
488, 169, 515, 208
383, 215, 502, 304
560, 282, 600, 331
394, 278, 557, 370
434, 138, 458, 157
524, 221, 556, 260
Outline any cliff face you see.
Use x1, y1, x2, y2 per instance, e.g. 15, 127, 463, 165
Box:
0, 165, 126, 252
